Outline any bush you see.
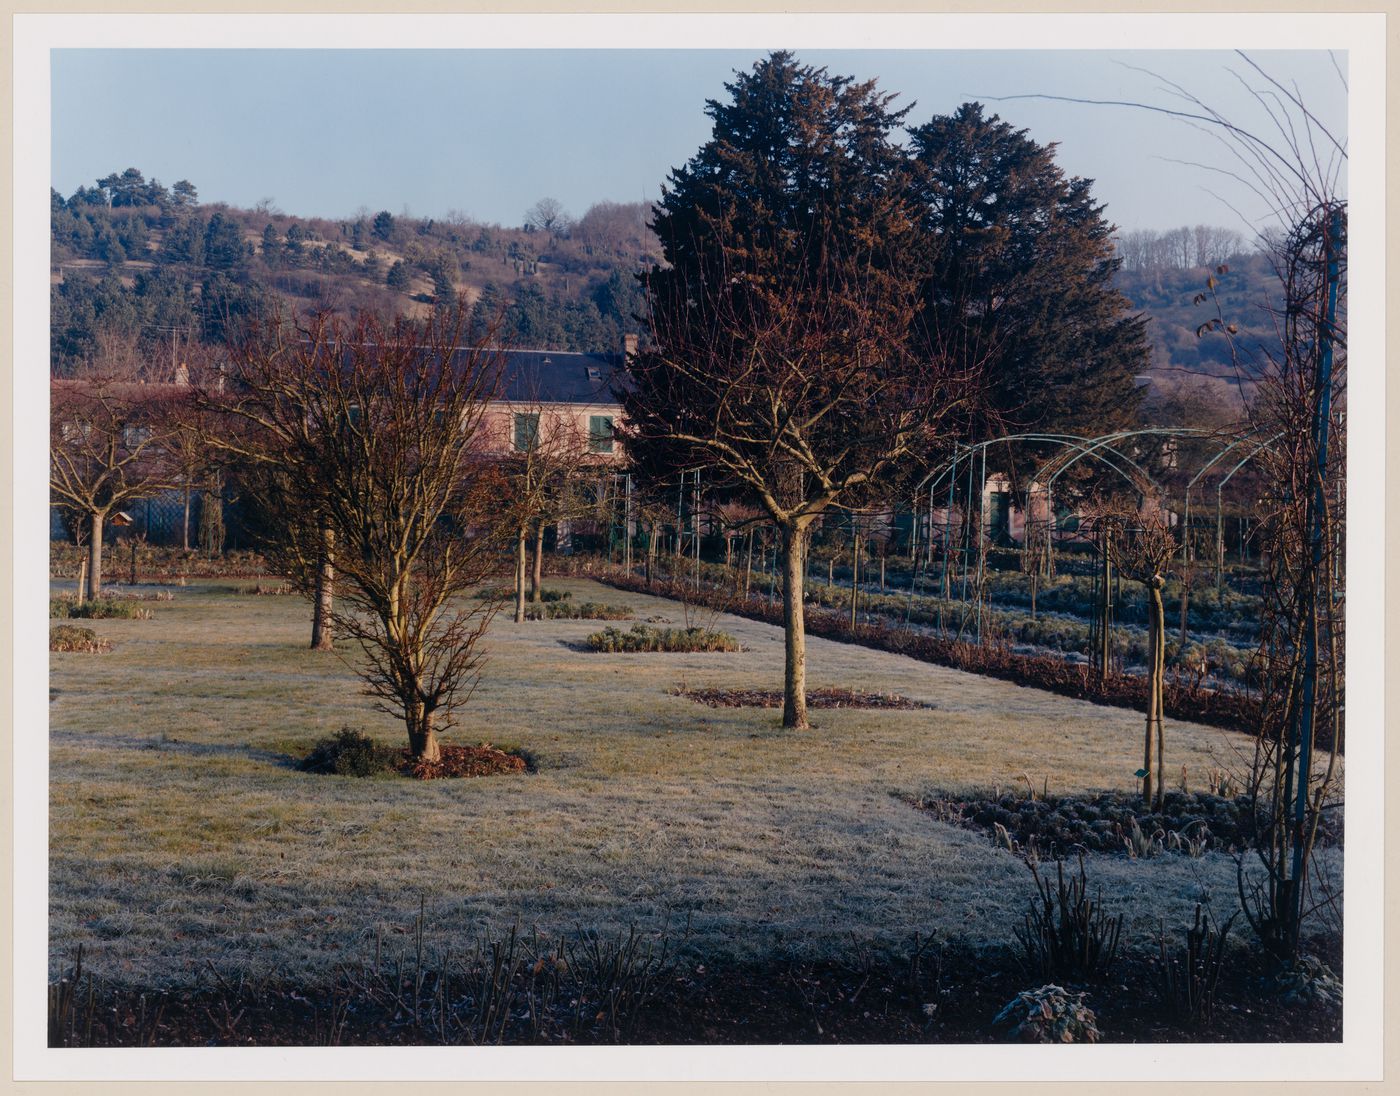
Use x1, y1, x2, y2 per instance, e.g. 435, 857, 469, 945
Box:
992, 985, 1101, 1043
299, 729, 400, 778
49, 624, 110, 653
50, 596, 153, 620
585, 624, 740, 653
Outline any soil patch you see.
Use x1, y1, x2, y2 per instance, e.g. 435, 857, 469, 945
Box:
905, 789, 1343, 858
298, 729, 531, 781
677, 686, 932, 710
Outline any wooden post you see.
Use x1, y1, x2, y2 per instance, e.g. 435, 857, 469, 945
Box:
849, 533, 860, 632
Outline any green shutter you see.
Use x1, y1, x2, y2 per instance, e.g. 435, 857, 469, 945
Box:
589, 415, 615, 453
514, 412, 540, 451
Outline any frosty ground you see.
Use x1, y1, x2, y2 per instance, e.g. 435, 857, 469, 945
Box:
48, 576, 1292, 991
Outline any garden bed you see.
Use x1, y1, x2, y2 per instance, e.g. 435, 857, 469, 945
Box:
48, 933, 1341, 1046
298, 729, 531, 781
675, 686, 931, 710
906, 789, 1343, 858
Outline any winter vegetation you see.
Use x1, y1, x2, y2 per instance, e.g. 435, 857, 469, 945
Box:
45, 50, 1346, 1046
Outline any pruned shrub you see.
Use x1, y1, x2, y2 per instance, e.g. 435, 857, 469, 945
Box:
992, 985, 1101, 1043
1157, 904, 1238, 1027
585, 624, 740, 653
299, 729, 400, 778
1014, 853, 1123, 983
50, 596, 153, 620
49, 625, 111, 653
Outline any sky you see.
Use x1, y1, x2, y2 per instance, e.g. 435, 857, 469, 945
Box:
52, 47, 1347, 239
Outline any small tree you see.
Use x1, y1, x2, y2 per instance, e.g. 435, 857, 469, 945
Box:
1092, 502, 1177, 809
50, 334, 182, 598
501, 401, 593, 622
220, 302, 511, 761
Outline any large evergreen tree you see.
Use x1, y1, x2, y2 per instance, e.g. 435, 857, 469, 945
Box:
908, 103, 1148, 475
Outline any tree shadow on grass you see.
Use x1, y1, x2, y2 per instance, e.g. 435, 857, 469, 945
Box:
49, 728, 297, 768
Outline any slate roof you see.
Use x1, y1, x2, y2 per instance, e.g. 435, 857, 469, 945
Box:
485, 348, 627, 406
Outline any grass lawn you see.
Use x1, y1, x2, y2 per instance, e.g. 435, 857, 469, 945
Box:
49, 576, 1303, 992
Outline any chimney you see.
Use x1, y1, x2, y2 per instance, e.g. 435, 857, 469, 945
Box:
622, 333, 639, 360
174, 361, 190, 387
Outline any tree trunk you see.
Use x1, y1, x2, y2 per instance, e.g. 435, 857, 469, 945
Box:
530, 521, 545, 603
129, 539, 138, 586
87, 511, 104, 600
75, 557, 88, 606
310, 525, 335, 651
780, 524, 809, 730
407, 702, 442, 763
182, 485, 191, 552
1143, 579, 1168, 807
514, 529, 528, 623
744, 532, 754, 599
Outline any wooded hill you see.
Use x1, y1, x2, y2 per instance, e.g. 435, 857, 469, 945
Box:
50, 167, 1284, 423
50, 170, 655, 373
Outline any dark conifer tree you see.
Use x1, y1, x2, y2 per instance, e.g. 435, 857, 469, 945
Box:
908, 103, 1148, 481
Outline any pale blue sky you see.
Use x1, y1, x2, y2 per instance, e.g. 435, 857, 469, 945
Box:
51, 48, 1347, 236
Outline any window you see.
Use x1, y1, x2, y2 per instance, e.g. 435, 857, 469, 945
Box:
514, 412, 540, 452
122, 424, 151, 448
588, 415, 615, 454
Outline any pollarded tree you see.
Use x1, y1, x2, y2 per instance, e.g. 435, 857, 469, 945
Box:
626, 53, 979, 730
220, 302, 513, 762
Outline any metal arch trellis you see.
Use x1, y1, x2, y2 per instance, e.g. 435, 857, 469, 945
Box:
1180, 431, 1283, 592
907, 427, 1257, 645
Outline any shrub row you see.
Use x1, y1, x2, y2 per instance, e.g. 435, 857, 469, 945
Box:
524, 601, 633, 621
50, 544, 270, 580
50, 596, 153, 620
585, 624, 740, 653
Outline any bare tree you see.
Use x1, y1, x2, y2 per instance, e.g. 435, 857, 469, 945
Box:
524, 197, 571, 237
218, 302, 512, 761
500, 399, 593, 621
50, 334, 183, 599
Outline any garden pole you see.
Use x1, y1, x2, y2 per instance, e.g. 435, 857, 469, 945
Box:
1215, 486, 1224, 596
1290, 205, 1343, 937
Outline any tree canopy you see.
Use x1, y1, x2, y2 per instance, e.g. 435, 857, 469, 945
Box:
908, 102, 1149, 467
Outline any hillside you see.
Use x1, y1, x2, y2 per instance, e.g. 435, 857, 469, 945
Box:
50, 169, 657, 373
50, 168, 1288, 421
1114, 250, 1287, 416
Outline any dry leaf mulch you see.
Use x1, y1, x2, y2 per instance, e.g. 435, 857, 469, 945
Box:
403, 744, 529, 780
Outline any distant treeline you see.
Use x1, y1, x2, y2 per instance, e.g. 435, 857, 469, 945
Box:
1114, 224, 1251, 272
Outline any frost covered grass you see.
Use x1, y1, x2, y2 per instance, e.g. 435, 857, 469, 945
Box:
48, 576, 1304, 991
